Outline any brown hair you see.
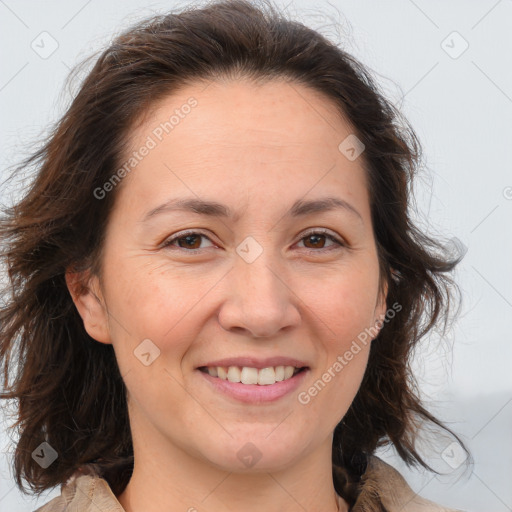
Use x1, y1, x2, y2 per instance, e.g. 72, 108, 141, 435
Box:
0, 0, 470, 506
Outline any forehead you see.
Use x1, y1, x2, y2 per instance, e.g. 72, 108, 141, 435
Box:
118, 78, 370, 220
132, 77, 355, 151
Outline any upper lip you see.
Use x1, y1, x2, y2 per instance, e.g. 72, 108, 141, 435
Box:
197, 356, 309, 370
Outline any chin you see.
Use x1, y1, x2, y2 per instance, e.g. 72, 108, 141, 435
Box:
199, 431, 306, 473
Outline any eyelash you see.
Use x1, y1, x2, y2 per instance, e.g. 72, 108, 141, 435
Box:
161, 228, 346, 254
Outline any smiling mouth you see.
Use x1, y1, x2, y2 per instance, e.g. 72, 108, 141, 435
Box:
198, 365, 307, 385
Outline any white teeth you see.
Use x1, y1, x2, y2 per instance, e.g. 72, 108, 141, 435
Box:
241, 367, 259, 384
227, 366, 241, 382
284, 366, 295, 379
274, 366, 285, 381
257, 367, 275, 385
205, 365, 301, 385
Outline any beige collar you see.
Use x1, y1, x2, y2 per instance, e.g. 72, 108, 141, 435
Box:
348, 456, 463, 511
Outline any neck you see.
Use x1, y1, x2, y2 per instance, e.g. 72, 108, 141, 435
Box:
117, 414, 348, 512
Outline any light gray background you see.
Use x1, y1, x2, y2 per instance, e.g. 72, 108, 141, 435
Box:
1, 1, 511, 511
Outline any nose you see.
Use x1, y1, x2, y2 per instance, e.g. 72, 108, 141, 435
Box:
217, 253, 301, 338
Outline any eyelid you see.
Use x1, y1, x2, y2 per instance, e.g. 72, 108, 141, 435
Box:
161, 229, 215, 249
296, 228, 346, 251
161, 227, 347, 251
299, 227, 345, 244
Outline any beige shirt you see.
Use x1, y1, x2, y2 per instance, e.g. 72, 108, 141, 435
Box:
33, 456, 463, 512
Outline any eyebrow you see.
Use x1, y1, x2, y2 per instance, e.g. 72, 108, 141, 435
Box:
142, 196, 363, 223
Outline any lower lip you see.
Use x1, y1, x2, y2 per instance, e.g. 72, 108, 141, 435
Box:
197, 368, 309, 403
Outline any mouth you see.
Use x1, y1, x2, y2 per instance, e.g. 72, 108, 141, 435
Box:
198, 365, 308, 386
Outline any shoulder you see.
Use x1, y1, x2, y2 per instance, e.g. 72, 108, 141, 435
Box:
33, 465, 125, 512
351, 455, 466, 512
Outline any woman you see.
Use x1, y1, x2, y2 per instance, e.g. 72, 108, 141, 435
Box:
0, 0, 470, 510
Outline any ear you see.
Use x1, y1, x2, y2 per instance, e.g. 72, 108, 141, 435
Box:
65, 268, 111, 344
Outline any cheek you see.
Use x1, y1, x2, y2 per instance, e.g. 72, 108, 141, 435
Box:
297, 278, 374, 423
101, 259, 213, 370
105, 256, 208, 327
301, 262, 380, 346
294, 262, 378, 409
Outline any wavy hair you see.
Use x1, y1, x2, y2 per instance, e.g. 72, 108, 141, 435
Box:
0, 0, 470, 506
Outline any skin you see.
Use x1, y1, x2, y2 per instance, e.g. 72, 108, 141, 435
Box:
67, 77, 388, 512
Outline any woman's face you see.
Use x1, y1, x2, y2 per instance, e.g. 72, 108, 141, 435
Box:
70, 78, 387, 472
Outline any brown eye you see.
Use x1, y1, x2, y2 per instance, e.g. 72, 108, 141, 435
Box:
303, 233, 328, 249
163, 231, 214, 250
176, 234, 203, 249
162, 229, 344, 253
297, 230, 345, 251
